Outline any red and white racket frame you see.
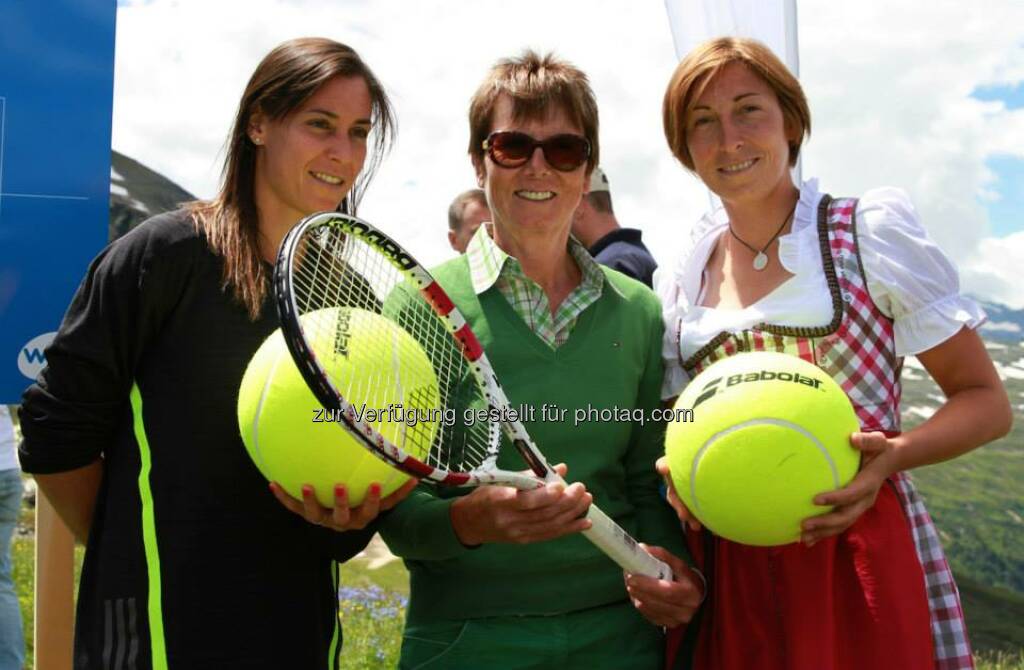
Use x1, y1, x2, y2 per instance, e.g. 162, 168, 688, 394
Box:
275, 212, 672, 579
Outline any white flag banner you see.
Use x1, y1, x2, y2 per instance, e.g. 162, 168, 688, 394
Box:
664, 0, 799, 75
664, 0, 801, 186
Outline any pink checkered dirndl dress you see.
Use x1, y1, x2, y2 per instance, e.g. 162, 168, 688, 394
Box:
669, 195, 973, 670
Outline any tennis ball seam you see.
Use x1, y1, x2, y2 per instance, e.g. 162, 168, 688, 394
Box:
389, 328, 410, 448
249, 347, 286, 472
689, 417, 842, 520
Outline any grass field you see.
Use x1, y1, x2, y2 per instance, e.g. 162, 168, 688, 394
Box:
11, 534, 1023, 669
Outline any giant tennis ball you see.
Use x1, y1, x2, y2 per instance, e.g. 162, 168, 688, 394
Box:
238, 307, 440, 507
665, 351, 860, 546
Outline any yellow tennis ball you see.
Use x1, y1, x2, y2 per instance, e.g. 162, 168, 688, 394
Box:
238, 307, 439, 507
665, 351, 860, 546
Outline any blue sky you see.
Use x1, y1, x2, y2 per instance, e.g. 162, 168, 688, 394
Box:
982, 156, 1024, 238
972, 83, 1024, 239
973, 83, 1024, 110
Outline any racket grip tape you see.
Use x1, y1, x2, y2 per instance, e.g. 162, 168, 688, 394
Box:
582, 505, 674, 580
538, 467, 673, 580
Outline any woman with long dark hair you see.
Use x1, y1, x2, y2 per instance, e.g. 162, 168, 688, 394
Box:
19, 37, 409, 669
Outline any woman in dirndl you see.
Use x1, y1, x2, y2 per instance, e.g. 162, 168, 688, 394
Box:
625, 37, 1013, 670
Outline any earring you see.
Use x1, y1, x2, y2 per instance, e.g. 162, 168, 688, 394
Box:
250, 135, 262, 145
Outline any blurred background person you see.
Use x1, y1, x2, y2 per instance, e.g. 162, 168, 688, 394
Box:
571, 167, 657, 288
447, 188, 491, 253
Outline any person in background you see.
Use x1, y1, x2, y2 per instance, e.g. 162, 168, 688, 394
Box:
571, 167, 658, 287
18, 37, 413, 669
0, 406, 23, 670
447, 188, 491, 253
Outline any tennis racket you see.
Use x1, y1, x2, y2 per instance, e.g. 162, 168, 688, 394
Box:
274, 211, 672, 580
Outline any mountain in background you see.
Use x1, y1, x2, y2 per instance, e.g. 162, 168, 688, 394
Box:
976, 298, 1024, 343
109, 150, 195, 240
107, 151, 1024, 653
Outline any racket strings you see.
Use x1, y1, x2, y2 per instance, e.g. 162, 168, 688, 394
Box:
290, 223, 495, 474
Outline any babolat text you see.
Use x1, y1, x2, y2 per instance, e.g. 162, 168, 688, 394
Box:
726, 370, 823, 388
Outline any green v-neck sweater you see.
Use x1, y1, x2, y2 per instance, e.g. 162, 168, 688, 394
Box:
379, 255, 687, 622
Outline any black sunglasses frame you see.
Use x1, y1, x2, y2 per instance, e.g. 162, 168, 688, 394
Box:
482, 131, 591, 172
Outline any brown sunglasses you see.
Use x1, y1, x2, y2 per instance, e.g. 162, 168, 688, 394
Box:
482, 131, 591, 172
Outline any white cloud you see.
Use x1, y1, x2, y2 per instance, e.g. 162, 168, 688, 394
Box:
112, 0, 1024, 290
997, 361, 1024, 381
962, 231, 1024, 308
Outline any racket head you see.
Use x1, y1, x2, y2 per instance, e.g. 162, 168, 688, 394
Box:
274, 211, 515, 485
274, 213, 673, 580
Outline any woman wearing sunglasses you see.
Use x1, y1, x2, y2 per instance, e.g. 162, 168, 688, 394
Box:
378, 50, 703, 668
625, 37, 1012, 670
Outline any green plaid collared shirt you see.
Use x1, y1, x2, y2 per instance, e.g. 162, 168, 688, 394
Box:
464, 224, 610, 348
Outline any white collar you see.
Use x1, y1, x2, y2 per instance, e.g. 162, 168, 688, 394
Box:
672, 178, 825, 306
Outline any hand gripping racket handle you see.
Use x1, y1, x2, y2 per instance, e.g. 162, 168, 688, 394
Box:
581, 503, 674, 580
537, 470, 673, 580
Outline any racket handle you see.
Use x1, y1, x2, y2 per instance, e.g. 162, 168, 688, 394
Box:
535, 469, 672, 579
581, 504, 674, 580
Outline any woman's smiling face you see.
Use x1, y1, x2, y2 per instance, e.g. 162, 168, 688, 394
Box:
685, 62, 796, 206
250, 75, 372, 226
474, 94, 590, 242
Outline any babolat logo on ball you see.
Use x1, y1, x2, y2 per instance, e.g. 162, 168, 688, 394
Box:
725, 369, 824, 389
691, 377, 722, 409
342, 219, 416, 270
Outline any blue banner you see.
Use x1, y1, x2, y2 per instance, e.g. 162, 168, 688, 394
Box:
0, 1, 117, 402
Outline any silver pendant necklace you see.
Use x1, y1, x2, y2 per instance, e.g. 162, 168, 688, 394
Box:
728, 205, 796, 271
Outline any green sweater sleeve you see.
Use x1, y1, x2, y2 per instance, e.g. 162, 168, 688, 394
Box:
377, 484, 474, 560
623, 298, 691, 562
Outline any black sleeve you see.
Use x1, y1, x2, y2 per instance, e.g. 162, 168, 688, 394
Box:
323, 522, 379, 563
19, 215, 191, 474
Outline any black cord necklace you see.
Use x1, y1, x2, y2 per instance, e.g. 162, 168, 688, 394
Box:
728, 204, 796, 271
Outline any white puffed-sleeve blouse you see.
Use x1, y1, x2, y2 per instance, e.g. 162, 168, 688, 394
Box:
657, 179, 986, 399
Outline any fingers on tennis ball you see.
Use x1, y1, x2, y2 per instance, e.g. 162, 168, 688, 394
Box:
239, 307, 439, 507
664, 351, 860, 546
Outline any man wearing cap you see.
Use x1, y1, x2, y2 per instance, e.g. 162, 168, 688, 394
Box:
447, 188, 491, 253
571, 168, 657, 288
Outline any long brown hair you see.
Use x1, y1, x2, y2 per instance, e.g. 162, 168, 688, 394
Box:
190, 37, 395, 319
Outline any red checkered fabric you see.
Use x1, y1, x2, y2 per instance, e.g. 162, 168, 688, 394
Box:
682, 196, 973, 669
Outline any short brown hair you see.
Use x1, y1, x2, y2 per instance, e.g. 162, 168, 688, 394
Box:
448, 189, 488, 231
468, 50, 599, 171
662, 37, 810, 171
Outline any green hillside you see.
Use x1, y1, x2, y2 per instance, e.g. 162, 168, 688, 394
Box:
902, 341, 1024, 595
959, 572, 1024, 653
